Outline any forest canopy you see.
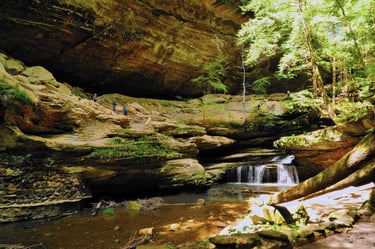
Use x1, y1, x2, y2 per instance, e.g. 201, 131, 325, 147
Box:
238, 0, 375, 104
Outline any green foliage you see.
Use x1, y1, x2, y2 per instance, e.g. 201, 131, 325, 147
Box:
283, 90, 320, 114
238, 0, 375, 89
0, 78, 32, 104
89, 135, 180, 160
334, 99, 370, 123
252, 77, 271, 94
192, 172, 208, 185
271, 224, 280, 231
274, 133, 309, 149
102, 208, 115, 216
89, 148, 121, 159
191, 54, 228, 94
274, 127, 344, 149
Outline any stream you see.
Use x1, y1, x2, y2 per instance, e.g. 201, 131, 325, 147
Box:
0, 188, 294, 249
0, 188, 252, 249
0, 153, 299, 248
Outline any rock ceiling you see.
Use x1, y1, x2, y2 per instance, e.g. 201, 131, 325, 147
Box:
0, 0, 248, 98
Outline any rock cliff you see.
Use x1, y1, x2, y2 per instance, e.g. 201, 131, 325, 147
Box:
0, 53, 320, 222
0, 0, 247, 98
3, 52, 373, 223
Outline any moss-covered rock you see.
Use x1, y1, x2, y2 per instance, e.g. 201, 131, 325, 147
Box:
210, 233, 261, 248
125, 201, 143, 212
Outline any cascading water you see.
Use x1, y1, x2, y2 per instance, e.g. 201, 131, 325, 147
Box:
224, 155, 299, 185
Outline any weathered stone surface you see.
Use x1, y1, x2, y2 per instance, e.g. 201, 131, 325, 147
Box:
153, 121, 207, 138
275, 114, 375, 172
0, 0, 247, 98
189, 134, 236, 151
159, 158, 209, 189
0, 52, 353, 223
0, 158, 91, 222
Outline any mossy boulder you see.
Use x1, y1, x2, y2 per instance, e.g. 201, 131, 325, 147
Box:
126, 201, 143, 211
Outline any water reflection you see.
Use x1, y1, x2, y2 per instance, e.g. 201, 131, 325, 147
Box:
0, 188, 252, 249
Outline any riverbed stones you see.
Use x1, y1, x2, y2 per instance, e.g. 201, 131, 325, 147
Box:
215, 184, 374, 248
138, 227, 155, 236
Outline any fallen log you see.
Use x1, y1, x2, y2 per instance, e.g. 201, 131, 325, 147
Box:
269, 129, 375, 204
302, 158, 375, 200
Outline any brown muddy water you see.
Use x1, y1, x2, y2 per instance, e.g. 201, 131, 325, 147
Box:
0, 184, 272, 249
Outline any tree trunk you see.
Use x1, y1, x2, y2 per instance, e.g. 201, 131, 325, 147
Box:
296, 0, 336, 122
269, 130, 375, 204
334, 0, 365, 68
332, 56, 336, 104
241, 46, 247, 121
302, 158, 375, 200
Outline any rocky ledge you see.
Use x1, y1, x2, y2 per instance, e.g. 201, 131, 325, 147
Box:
1, 52, 373, 223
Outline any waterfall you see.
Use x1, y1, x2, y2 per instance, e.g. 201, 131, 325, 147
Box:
277, 164, 299, 185
225, 155, 299, 185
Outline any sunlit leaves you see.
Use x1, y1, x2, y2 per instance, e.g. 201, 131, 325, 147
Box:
238, 0, 374, 83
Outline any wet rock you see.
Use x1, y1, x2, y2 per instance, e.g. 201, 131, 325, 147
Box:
328, 209, 357, 227
196, 199, 206, 206
189, 135, 236, 151
138, 227, 155, 236
137, 197, 164, 211
169, 223, 181, 231
247, 205, 287, 225
257, 230, 290, 242
210, 233, 261, 248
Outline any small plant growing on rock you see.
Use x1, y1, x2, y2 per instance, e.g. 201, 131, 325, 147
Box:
0, 78, 32, 104
102, 208, 115, 216
191, 54, 228, 121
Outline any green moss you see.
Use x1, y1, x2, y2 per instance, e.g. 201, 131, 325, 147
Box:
89, 135, 181, 160
125, 201, 142, 211
102, 208, 115, 216
244, 112, 281, 131
0, 78, 32, 104
106, 136, 124, 145
171, 171, 210, 187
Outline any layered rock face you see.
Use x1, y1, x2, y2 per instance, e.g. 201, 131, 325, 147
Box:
1, 53, 321, 222
0, 0, 246, 98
